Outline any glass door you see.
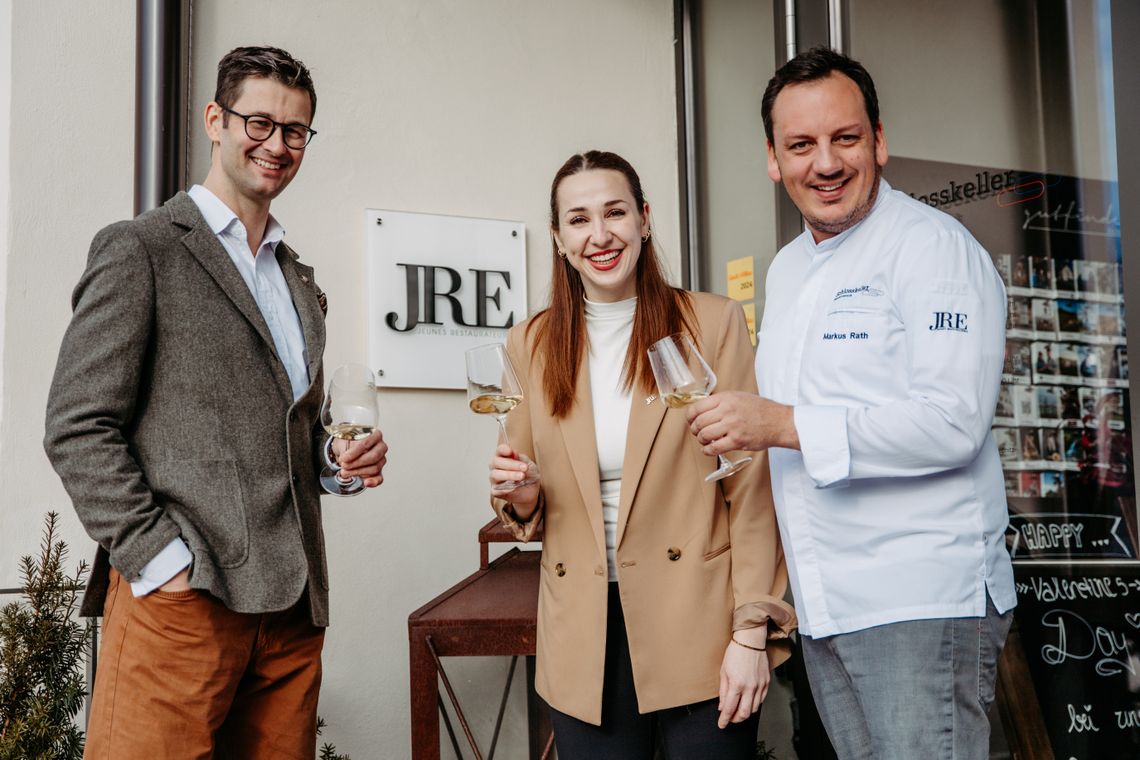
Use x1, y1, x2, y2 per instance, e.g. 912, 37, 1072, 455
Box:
850, 2, 1137, 758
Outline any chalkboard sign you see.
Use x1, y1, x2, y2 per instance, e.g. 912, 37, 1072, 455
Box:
1012, 563, 1140, 759
887, 157, 1140, 759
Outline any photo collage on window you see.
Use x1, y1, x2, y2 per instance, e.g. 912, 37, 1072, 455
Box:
994, 253, 1129, 502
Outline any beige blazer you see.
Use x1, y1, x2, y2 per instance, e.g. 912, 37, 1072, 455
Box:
494, 291, 796, 725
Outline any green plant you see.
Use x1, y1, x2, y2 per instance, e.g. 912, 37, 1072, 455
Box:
316, 715, 352, 760
0, 511, 91, 760
755, 739, 778, 759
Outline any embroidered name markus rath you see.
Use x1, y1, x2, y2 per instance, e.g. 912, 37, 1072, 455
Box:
833, 285, 884, 301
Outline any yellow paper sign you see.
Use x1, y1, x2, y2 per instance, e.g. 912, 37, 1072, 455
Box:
726, 256, 755, 301
742, 302, 757, 346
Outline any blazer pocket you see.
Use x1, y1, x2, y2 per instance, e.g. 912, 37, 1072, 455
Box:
148, 459, 250, 568
704, 542, 731, 561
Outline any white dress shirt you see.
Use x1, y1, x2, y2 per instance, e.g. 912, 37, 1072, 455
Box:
585, 297, 636, 581
131, 185, 310, 596
756, 180, 1016, 637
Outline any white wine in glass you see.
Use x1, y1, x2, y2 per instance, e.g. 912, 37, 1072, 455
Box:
468, 393, 523, 416
648, 333, 753, 482
661, 389, 710, 408
319, 363, 379, 496
465, 343, 535, 491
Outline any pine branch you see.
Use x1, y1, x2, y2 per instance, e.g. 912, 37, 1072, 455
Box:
0, 511, 91, 760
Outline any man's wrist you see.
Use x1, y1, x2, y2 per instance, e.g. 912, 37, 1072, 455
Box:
130, 538, 193, 597
780, 404, 802, 450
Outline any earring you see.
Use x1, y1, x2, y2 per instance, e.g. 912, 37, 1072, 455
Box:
557, 249, 567, 259
641, 230, 651, 243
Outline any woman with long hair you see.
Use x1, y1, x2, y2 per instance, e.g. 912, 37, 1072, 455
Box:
486, 150, 795, 758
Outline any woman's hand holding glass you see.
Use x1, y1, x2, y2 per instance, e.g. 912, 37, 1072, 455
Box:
466, 343, 538, 492
488, 442, 542, 517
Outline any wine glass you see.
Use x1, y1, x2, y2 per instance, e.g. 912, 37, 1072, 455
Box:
648, 333, 753, 482
319, 363, 379, 496
465, 343, 536, 491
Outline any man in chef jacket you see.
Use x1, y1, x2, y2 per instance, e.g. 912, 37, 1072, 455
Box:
687, 46, 1016, 760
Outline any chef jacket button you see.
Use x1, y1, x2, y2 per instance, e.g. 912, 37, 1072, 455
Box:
595, 565, 604, 576
667, 547, 681, 561
555, 563, 566, 577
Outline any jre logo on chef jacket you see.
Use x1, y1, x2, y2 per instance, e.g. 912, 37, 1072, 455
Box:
929, 311, 968, 333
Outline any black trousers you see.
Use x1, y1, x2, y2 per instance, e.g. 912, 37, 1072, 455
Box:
548, 583, 760, 760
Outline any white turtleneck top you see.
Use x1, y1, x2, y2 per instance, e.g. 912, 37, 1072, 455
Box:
584, 297, 637, 581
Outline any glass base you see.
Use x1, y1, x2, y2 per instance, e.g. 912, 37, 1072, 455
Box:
491, 476, 538, 493
320, 468, 365, 496
705, 455, 753, 483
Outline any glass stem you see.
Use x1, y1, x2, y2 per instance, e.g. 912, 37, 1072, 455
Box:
495, 416, 514, 450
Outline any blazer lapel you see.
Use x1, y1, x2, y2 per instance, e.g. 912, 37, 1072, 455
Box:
558, 357, 608, 563
170, 194, 278, 351
615, 386, 667, 548
277, 244, 326, 388
167, 193, 291, 398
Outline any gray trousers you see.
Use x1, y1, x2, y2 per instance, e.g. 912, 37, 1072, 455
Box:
800, 594, 1013, 760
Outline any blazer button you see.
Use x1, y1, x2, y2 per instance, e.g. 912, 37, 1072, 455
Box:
666, 547, 682, 561
555, 563, 566, 577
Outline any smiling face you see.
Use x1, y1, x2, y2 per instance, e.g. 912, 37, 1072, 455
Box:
767, 72, 888, 243
552, 169, 650, 303
203, 76, 312, 216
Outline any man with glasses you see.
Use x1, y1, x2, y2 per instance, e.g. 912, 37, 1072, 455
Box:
44, 46, 387, 759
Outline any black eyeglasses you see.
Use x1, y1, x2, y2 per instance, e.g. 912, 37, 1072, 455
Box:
222, 107, 317, 149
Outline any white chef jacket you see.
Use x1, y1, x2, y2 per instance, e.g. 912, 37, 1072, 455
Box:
756, 180, 1016, 638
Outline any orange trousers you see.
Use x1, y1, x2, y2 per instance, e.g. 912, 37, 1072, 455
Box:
83, 570, 325, 760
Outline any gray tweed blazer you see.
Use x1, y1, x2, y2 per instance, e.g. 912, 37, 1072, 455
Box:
44, 191, 332, 625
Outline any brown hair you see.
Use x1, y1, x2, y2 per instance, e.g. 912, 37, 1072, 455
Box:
762, 46, 879, 144
529, 151, 695, 418
215, 46, 317, 124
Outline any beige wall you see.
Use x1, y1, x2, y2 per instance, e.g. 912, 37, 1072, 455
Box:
1, 0, 135, 585
1, 0, 679, 755
0, 0, 9, 487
